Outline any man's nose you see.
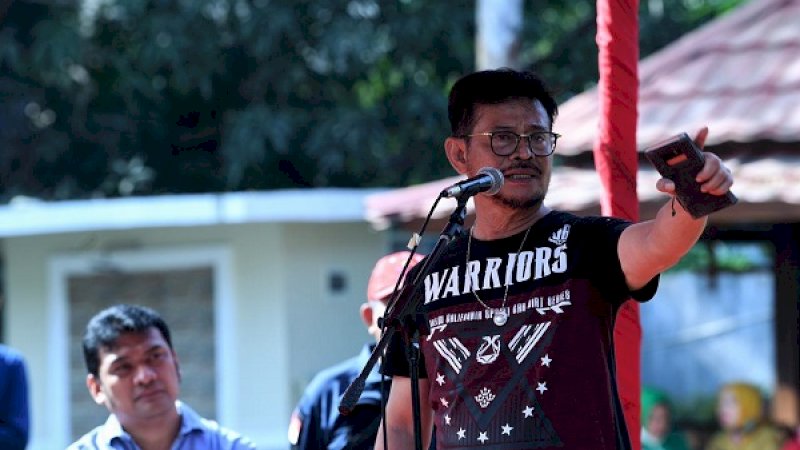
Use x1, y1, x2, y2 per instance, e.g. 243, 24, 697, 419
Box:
134, 365, 157, 384
512, 137, 534, 159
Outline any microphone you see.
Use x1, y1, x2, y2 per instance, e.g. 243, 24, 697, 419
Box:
440, 167, 504, 198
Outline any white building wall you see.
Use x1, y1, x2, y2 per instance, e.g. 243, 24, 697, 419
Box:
282, 223, 393, 402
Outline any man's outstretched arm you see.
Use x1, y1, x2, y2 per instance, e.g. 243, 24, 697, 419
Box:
619, 127, 734, 290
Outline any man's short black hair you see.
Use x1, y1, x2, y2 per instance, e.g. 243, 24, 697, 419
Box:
448, 68, 559, 136
82, 304, 173, 377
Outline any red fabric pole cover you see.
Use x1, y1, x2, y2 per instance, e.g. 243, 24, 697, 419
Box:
594, 1, 641, 449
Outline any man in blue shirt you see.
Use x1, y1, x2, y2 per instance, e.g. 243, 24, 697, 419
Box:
288, 251, 424, 450
0, 344, 29, 450
69, 304, 256, 450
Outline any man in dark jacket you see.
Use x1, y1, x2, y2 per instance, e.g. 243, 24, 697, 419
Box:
288, 252, 424, 450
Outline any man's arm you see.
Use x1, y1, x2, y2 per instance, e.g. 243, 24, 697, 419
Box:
288, 384, 324, 450
619, 127, 734, 291
375, 376, 433, 450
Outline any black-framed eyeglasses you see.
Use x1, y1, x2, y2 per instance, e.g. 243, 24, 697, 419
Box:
459, 131, 561, 157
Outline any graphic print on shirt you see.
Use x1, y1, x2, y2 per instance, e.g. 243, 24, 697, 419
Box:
423, 225, 570, 306
427, 303, 564, 448
476, 335, 500, 365
432, 337, 471, 374
422, 224, 574, 448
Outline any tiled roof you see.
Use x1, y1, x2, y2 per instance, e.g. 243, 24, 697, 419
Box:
555, 0, 800, 154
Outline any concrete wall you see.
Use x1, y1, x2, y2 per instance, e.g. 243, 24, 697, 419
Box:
2, 221, 388, 449
641, 269, 776, 405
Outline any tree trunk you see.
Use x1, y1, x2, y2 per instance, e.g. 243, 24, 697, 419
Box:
476, 0, 523, 70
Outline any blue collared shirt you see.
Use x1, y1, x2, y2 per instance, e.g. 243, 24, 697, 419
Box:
68, 401, 256, 450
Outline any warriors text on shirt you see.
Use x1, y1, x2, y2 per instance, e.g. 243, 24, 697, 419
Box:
423, 245, 567, 304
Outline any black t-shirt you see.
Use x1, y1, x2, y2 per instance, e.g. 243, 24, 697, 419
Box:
382, 211, 658, 449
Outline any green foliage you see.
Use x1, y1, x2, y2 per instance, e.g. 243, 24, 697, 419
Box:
669, 241, 772, 273
0, 0, 745, 200
639, 0, 746, 62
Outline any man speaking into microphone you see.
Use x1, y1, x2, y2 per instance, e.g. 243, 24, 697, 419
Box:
375, 68, 734, 450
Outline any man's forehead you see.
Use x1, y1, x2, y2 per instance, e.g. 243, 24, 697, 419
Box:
473, 99, 550, 126
99, 328, 169, 358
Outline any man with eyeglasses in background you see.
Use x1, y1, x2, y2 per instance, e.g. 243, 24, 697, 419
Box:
375, 68, 734, 450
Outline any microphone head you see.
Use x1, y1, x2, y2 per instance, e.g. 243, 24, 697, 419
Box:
477, 167, 504, 196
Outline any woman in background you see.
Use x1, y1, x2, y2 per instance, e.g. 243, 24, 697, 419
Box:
705, 382, 785, 450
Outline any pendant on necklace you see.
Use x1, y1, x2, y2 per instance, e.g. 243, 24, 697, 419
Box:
493, 310, 508, 326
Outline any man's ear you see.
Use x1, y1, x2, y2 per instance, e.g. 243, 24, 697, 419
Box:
172, 350, 182, 383
87, 374, 106, 406
444, 137, 469, 175
359, 303, 373, 329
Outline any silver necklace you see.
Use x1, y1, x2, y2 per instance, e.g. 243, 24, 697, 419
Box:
466, 225, 532, 326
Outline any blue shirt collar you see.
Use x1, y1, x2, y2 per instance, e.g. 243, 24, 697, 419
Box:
95, 401, 203, 447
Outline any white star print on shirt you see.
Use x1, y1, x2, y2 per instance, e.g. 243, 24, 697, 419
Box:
536, 382, 548, 394
436, 373, 446, 386
501, 423, 514, 435
478, 432, 489, 444
540, 354, 552, 367
523, 405, 534, 418
457, 428, 466, 440
444, 414, 452, 425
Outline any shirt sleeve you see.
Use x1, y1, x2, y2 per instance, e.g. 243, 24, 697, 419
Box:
379, 267, 429, 379
290, 375, 329, 449
0, 350, 30, 450
577, 216, 660, 305
231, 435, 258, 450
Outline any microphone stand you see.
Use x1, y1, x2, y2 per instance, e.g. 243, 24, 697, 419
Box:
339, 194, 470, 450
